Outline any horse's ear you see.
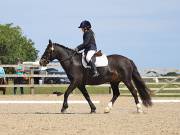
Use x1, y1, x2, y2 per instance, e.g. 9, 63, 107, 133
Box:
49, 39, 52, 44
49, 39, 54, 51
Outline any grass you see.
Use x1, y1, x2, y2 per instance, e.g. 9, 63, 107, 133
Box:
1, 85, 180, 97
2, 86, 111, 95
1, 81, 180, 97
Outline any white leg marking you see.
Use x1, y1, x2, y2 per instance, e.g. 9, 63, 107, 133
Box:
136, 103, 143, 113
108, 102, 113, 109
104, 102, 113, 113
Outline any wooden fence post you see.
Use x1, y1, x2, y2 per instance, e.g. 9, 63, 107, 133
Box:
30, 68, 35, 94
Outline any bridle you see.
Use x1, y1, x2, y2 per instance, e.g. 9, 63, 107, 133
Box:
42, 43, 77, 64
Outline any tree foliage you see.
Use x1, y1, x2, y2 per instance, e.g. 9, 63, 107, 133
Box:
163, 72, 179, 76
0, 23, 38, 64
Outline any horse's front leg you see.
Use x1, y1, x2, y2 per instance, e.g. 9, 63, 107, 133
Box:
78, 85, 96, 113
61, 82, 77, 113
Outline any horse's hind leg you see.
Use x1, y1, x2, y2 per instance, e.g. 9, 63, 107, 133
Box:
104, 82, 120, 113
78, 85, 96, 113
123, 80, 143, 113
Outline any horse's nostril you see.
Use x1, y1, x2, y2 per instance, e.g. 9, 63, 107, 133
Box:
39, 59, 47, 66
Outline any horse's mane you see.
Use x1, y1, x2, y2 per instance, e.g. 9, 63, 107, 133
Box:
53, 43, 75, 53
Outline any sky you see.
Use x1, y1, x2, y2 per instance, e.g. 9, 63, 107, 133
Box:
0, 0, 180, 68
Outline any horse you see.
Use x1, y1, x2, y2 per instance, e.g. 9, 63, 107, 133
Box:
40, 40, 152, 113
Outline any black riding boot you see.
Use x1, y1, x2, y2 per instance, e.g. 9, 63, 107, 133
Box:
89, 60, 99, 77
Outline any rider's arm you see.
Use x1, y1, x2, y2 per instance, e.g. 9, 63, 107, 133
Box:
77, 32, 91, 51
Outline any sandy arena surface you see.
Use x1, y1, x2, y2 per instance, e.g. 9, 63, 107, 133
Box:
0, 94, 179, 135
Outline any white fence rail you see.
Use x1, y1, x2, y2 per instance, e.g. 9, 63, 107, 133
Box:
0, 64, 180, 95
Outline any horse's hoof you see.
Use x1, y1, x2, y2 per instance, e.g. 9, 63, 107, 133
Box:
90, 110, 96, 114
137, 109, 143, 114
104, 107, 111, 113
61, 108, 67, 113
136, 103, 143, 114
61, 110, 67, 114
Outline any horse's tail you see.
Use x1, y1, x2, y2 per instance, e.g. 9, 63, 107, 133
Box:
131, 60, 152, 107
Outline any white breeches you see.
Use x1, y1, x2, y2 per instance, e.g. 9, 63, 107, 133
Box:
86, 50, 96, 63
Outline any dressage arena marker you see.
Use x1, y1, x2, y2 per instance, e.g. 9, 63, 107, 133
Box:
0, 100, 100, 104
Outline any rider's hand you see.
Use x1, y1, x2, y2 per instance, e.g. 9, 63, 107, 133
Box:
74, 48, 79, 53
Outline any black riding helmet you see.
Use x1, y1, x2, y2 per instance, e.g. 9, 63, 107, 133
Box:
78, 20, 91, 29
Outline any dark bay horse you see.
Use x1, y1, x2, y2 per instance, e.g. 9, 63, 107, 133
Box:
40, 40, 152, 113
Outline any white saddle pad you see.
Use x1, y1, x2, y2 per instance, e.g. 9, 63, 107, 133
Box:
82, 52, 108, 68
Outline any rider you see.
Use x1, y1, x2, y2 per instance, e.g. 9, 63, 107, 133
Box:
75, 20, 99, 77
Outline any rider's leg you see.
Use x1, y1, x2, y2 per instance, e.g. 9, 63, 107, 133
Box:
89, 58, 99, 77
86, 50, 99, 77
86, 50, 96, 63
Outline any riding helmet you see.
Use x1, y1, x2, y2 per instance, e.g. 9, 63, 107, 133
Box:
78, 20, 91, 28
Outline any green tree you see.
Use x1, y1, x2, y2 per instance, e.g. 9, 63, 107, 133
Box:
163, 72, 179, 76
0, 23, 38, 64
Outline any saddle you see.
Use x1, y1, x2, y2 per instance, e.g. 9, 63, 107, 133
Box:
94, 50, 103, 57
82, 50, 108, 68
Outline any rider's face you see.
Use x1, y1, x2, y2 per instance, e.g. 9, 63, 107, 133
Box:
81, 28, 85, 33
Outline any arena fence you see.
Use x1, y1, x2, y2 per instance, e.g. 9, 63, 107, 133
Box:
0, 64, 180, 96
